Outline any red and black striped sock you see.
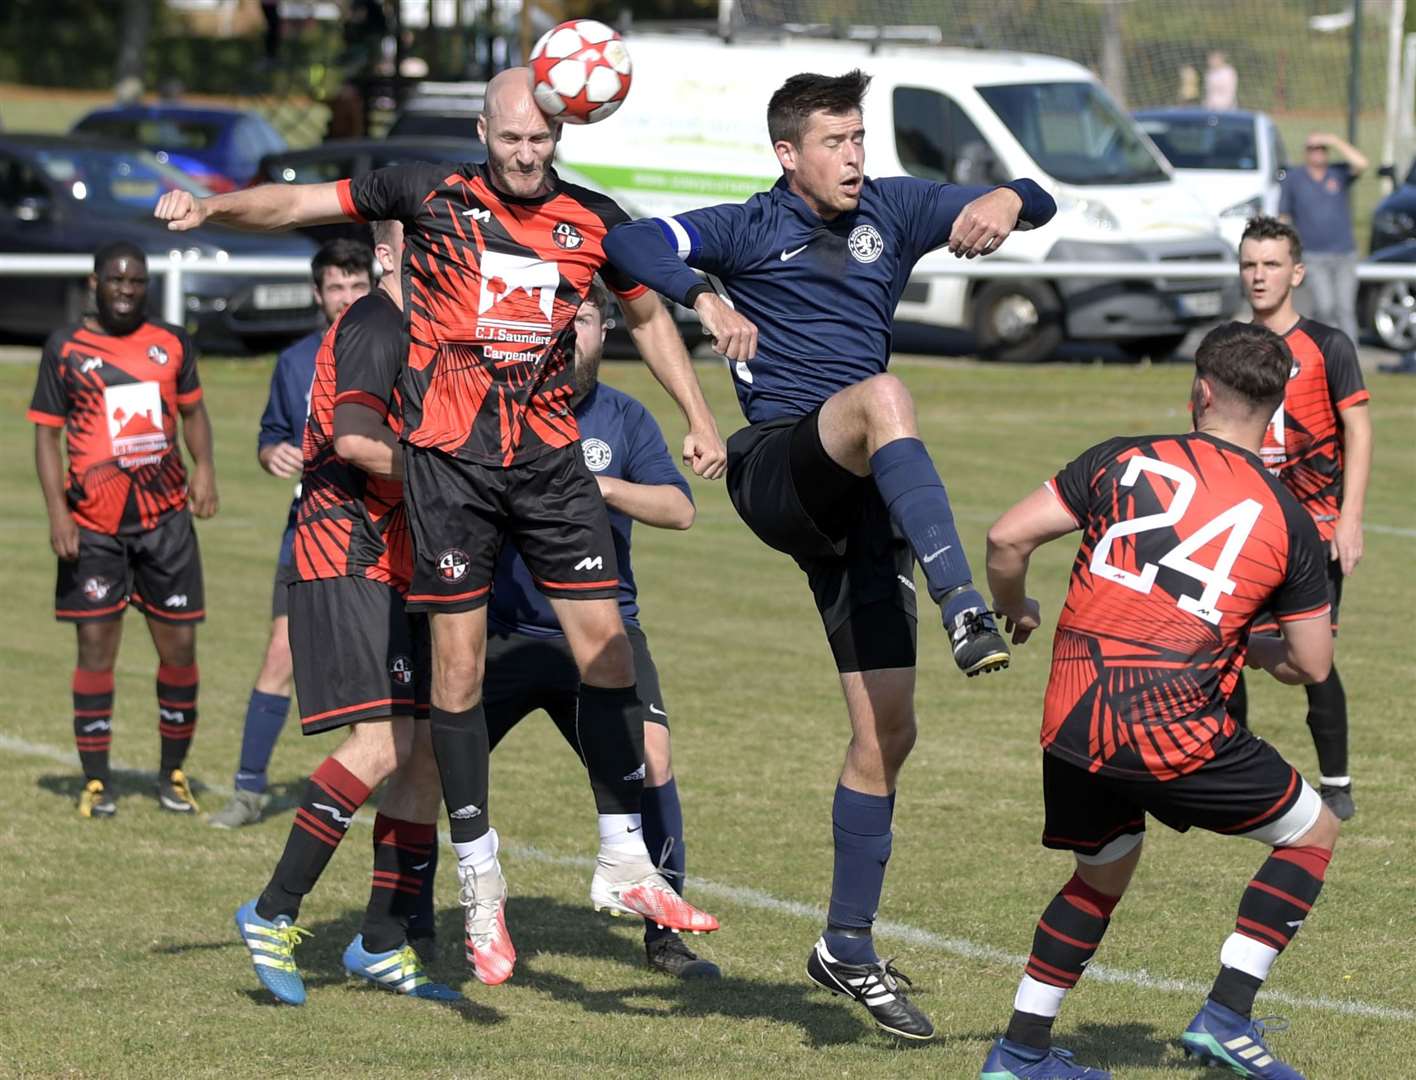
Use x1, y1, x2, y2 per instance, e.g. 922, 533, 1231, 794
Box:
1006, 873, 1122, 1050
256, 757, 371, 922
156, 663, 198, 773
361, 814, 437, 953
73, 668, 114, 784
1211, 845, 1332, 1018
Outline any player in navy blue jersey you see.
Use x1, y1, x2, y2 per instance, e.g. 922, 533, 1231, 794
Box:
603, 70, 1056, 1040
482, 282, 718, 979
210, 238, 374, 829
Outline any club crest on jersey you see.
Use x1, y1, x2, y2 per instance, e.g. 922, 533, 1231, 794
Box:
389, 654, 414, 687
848, 224, 884, 264
147, 344, 169, 366
582, 437, 612, 472
436, 548, 470, 584
552, 221, 584, 250
82, 577, 112, 602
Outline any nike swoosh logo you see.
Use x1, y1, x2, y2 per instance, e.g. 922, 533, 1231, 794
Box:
412, 861, 430, 871
779, 244, 808, 261
648, 704, 667, 717
921, 545, 953, 563
627, 826, 641, 834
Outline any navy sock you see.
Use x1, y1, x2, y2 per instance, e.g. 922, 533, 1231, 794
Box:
869, 438, 976, 610
640, 778, 686, 943
235, 690, 290, 793
824, 784, 894, 965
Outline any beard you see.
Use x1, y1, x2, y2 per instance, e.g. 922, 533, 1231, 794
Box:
488, 152, 552, 197
572, 349, 602, 400
95, 292, 145, 335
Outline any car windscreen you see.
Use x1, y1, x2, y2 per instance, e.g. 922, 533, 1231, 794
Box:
74, 115, 227, 152
977, 82, 1169, 185
1135, 115, 1258, 171
33, 147, 210, 215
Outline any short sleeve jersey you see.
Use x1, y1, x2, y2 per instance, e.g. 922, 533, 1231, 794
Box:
1259, 317, 1370, 541
27, 320, 201, 536
293, 292, 412, 592
338, 163, 648, 466
1043, 432, 1330, 781
488, 383, 693, 637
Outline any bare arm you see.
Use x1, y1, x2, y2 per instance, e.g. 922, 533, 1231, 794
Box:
619, 290, 726, 480
259, 441, 305, 478
333, 403, 402, 480
985, 485, 1080, 644
1245, 616, 1333, 684
1332, 402, 1371, 575
596, 476, 694, 530
180, 401, 219, 519
34, 425, 78, 559
1319, 133, 1370, 176
154, 182, 349, 233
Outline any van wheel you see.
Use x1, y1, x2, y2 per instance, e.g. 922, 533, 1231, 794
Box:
1117, 333, 1187, 362
972, 280, 1062, 363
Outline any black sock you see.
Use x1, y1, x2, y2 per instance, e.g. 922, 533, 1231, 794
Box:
1004, 1011, 1057, 1052
1305, 666, 1347, 778
73, 668, 114, 785
576, 683, 644, 815
406, 835, 438, 942
1210, 967, 1264, 1018
256, 757, 370, 921
157, 663, 198, 773
429, 704, 490, 844
362, 813, 436, 953
1228, 670, 1249, 730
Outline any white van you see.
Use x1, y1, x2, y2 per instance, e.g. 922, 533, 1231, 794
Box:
558, 33, 1238, 362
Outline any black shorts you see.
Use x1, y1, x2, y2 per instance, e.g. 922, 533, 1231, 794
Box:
288, 576, 430, 734
271, 558, 298, 620
403, 444, 620, 614
483, 621, 668, 757
726, 409, 916, 673
1040, 728, 1323, 864
1254, 557, 1343, 636
55, 510, 205, 625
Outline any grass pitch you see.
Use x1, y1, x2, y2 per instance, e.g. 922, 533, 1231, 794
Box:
0, 354, 1412, 1079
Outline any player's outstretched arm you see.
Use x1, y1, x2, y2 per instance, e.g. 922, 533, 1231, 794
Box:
179, 401, 219, 519
333, 403, 401, 481
154, 182, 349, 233
986, 485, 1078, 643
1246, 615, 1333, 685
1332, 402, 1371, 575
33, 425, 78, 559
619, 290, 726, 480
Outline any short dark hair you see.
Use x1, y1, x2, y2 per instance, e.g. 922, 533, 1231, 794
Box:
93, 241, 146, 275
311, 237, 373, 289
580, 278, 613, 322
767, 69, 871, 147
1240, 215, 1302, 263
370, 220, 400, 250
1194, 321, 1291, 411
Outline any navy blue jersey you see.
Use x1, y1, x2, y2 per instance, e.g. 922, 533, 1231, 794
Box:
258, 330, 320, 567
603, 175, 1054, 423
488, 383, 691, 637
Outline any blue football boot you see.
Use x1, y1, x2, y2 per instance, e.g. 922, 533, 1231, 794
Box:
1181, 1000, 1304, 1078
980, 1037, 1112, 1078
342, 934, 463, 1001
234, 899, 309, 1006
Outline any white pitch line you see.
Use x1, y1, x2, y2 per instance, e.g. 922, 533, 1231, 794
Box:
3, 732, 1412, 1023
1367, 523, 1416, 538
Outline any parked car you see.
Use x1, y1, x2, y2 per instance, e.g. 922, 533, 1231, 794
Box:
1132, 108, 1286, 251
1370, 159, 1416, 253
71, 105, 286, 191
1358, 238, 1416, 350
0, 134, 321, 351
387, 81, 485, 140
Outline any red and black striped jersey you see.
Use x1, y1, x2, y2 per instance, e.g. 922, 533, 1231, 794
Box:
1042, 432, 1330, 781
294, 292, 412, 592
337, 162, 649, 467
27, 320, 201, 536
1259, 318, 1369, 540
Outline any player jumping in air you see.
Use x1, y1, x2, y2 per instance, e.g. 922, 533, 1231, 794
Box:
155, 67, 724, 985
978, 322, 1340, 1080
1228, 215, 1372, 821
603, 70, 1056, 1039
29, 241, 217, 818
234, 221, 456, 1006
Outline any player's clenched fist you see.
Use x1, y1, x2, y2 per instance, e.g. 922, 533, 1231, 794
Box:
948, 186, 1024, 259
693, 292, 758, 363
154, 189, 208, 231
682, 429, 727, 480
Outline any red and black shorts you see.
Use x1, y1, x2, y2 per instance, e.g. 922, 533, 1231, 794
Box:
55, 509, 205, 625
288, 575, 430, 734
1040, 728, 1323, 864
402, 443, 620, 614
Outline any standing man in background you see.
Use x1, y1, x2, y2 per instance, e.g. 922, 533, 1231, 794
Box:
1280, 132, 1368, 344
210, 237, 374, 829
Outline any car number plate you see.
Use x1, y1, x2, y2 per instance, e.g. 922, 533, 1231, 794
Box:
1178, 291, 1223, 318
253, 283, 312, 310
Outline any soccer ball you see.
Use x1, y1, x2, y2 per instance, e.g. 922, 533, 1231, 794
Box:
529, 20, 632, 125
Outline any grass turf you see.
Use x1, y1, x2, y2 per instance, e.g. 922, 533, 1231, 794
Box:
0, 354, 1412, 1079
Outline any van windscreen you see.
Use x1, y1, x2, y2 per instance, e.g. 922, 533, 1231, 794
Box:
978, 82, 1168, 186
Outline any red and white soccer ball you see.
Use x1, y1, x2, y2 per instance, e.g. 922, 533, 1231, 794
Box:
529, 19, 632, 125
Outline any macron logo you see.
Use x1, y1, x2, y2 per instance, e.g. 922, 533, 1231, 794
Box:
461, 207, 491, 223
574, 556, 604, 572
312, 802, 352, 826
80, 357, 103, 374
81, 719, 111, 733
164, 593, 188, 608
159, 707, 185, 723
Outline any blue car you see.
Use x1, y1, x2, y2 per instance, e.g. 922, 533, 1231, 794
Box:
70, 105, 286, 191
